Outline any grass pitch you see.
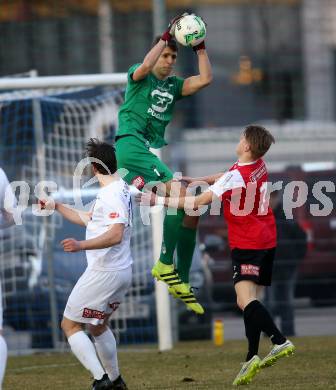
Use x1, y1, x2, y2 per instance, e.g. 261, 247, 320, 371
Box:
5, 336, 336, 389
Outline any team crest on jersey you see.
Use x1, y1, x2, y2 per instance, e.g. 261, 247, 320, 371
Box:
131, 175, 145, 190
241, 264, 260, 276
151, 89, 174, 113
109, 212, 120, 219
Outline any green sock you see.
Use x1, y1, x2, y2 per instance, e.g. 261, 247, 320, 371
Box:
159, 209, 185, 265
176, 226, 197, 283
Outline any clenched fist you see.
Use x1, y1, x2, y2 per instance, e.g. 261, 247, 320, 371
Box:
61, 238, 83, 252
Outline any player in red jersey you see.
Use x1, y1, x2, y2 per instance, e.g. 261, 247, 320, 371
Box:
138, 125, 295, 386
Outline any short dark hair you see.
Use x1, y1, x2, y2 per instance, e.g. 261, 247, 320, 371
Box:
86, 138, 117, 175
243, 125, 275, 159
152, 35, 178, 52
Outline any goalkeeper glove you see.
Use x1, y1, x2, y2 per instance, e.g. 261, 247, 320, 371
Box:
161, 12, 189, 42
192, 15, 207, 52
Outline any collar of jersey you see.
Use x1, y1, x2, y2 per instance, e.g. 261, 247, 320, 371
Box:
151, 72, 171, 82
99, 177, 122, 193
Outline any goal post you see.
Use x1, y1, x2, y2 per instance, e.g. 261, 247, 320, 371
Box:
0, 73, 172, 352
0, 74, 127, 89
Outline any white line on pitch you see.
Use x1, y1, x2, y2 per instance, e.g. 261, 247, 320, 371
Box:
7, 362, 80, 372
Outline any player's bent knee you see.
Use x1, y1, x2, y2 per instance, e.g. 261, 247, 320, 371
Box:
88, 323, 107, 337
61, 317, 82, 337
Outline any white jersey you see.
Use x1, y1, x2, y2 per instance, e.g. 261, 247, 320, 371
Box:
85, 178, 133, 271
0, 167, 16, 328
0, 168, 16, 230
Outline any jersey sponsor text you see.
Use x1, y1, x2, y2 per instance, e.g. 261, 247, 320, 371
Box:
241, 264, 260, 276
83, 307, 105, 320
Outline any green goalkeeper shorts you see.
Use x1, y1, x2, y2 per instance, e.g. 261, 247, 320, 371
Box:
115, 135, 173, 189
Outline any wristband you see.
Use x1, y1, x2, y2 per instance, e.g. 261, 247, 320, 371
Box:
193, 41, 206, 52
161, 31, 172, 42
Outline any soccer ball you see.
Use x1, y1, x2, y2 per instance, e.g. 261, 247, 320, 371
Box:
174, 14, 206, 47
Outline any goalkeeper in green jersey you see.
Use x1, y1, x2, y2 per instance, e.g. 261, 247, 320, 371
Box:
115, 13, 212, 314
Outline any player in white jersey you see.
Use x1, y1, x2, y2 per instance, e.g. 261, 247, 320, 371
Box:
40, 139, 131, 390
0, 167, 17, 390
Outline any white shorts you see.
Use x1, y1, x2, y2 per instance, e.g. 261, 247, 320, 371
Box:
0, 281, 2, 330
64, 266, 132, 325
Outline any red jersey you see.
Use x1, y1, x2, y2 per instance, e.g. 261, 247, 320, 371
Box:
209, 159, 276, 250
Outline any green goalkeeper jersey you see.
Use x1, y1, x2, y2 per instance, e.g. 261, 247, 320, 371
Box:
117, 63, 184, 149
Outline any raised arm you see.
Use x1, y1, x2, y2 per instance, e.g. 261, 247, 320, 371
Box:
182, 172, 225, 186
40, 200, 91, 227
132, 40, 166, 81
182, 43, 213, 96
138, 189, 215, 211
55, 203, 91, 226
138, 170, 246, 210
165, 191, 214, 209
133, 13, 187, 81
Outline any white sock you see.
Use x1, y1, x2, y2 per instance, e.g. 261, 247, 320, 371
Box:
68, 331, 105, 380
0, 335, 7, 389
94, 328, 119, 381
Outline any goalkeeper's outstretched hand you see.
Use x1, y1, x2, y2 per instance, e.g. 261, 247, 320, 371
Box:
161, 12, 189, 42
192, 15, 206, 52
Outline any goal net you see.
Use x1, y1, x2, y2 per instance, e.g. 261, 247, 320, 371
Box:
0, 76, 159, 351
